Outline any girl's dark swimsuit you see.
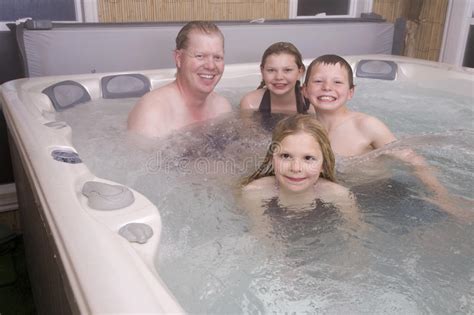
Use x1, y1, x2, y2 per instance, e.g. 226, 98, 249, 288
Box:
257, 82, 309, 114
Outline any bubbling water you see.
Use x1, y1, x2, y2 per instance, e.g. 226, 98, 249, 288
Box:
57, 78, 473, 314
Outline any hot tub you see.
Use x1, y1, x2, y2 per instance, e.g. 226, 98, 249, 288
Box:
1, 55, 472, 313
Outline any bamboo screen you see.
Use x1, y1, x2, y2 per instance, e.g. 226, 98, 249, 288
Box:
97, 0, 289, 22
373, 0, 448, 61
97, 0, 448, 62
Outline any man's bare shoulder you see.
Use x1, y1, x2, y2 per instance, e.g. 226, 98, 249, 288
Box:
130, 83, 174, 115
127, 83, 177, 137
138, 84, 177, 108
239, 89, 264, 111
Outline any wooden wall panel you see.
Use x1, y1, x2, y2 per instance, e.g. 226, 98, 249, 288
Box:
415, 0, 448, 60
373, 0, 448, 61
98, 0, 289, 22
372, 0, 407, 22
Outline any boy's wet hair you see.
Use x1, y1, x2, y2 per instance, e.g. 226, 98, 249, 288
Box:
175, 20, 224, 50
242, 114, 336, 186
304, 54, 355, 89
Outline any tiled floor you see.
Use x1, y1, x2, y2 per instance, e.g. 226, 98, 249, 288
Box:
0, 228, 36, 314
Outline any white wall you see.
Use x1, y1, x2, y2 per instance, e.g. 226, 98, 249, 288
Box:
440, 0, 473, 66
80, 0, 99, 22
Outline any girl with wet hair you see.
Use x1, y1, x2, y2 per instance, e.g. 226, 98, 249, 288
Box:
240, 42, 312, 114
243, 114, 335, 187
240, 114, 362, 230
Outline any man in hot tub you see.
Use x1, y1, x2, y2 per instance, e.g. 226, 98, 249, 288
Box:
127, 21, 232, 138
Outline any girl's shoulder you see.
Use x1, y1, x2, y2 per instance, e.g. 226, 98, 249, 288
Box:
317, 178, 350, 193
241, 176, 277, 204
242, 176, 275, 191
240, 88, 266, 110
316, 178, 353, 204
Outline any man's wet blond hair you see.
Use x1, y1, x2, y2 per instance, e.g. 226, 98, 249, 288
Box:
175, 20, 224, 50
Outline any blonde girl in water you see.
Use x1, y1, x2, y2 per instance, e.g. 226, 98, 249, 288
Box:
241, 114, 360, 226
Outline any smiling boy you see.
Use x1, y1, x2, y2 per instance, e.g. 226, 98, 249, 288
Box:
302, 54, 396, 157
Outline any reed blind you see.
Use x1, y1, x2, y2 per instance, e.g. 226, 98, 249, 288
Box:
373, 0, 448, 61
97, 0, 289, 22
97, 0, 448, 62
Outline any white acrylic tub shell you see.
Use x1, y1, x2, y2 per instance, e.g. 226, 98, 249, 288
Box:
0, 55, 472, 314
